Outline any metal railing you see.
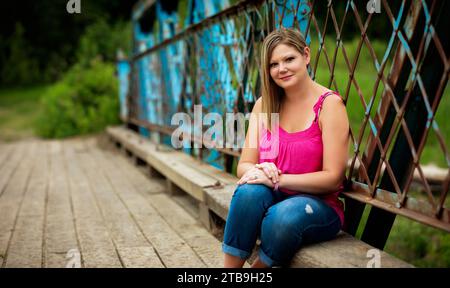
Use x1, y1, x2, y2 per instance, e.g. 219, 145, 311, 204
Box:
117, 0, 449, 249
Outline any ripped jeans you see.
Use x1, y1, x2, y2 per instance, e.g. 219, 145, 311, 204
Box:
222, 184, 341, 267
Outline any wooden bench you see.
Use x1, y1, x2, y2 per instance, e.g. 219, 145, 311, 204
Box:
107, 125, 414, 268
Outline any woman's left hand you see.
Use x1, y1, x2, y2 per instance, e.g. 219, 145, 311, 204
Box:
241, 169, 275, 188
255, 162, 282, 184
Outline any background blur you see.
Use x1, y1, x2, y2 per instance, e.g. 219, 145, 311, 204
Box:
0, 0, 134, 140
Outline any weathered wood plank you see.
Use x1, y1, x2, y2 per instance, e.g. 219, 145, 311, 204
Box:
87, 139, 206, 268
0, 141, 37, 267
76, 140, 150, 250
63, 139, 122, 268
99, 140, 167, 195
146, 194, 224, 268
291, 231, 414, 268
107, 126, 237, 187
118, 247, 164, 268
110, 150, 166, 196
5, 141, 48, 268
107, 126, 219, 201
204, 185, 235, 221
0, 143, 16, 171
107, 140, 227, 264
100, 139, 226, 267
0, 142, 26, 198
45, 140, 79, 268
177, 152, 239, 185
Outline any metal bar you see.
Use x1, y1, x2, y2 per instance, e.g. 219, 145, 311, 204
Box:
132, 0, 267, 62
346, 182, 450, 232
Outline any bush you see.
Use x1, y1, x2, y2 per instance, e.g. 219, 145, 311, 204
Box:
76, 19, 131, 67
36, 59, 120, 138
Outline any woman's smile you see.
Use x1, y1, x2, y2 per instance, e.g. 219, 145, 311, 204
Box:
279, 75, 294, 81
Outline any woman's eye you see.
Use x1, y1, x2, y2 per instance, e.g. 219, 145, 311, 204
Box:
270, 63, 278, 68
286, 57, 295, 62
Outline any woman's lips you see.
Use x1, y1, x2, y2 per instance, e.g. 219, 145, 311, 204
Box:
279, 75, 293, 81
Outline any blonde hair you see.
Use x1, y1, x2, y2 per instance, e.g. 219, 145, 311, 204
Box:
260, 27, 308, 130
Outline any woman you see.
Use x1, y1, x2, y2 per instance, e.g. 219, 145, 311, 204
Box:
222, 27, 349, 268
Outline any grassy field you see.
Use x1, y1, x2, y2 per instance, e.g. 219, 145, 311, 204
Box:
0, 85, 48, 142
353, 204, 450, 267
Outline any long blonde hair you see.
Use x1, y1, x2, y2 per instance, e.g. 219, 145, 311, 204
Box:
260, 27, 308, 130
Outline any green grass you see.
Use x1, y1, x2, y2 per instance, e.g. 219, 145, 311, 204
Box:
353, 203, 450, 267
0, 85, 49, 142
386, 216, 450, 267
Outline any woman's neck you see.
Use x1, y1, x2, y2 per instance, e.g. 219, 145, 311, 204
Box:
283, 76, 316, 104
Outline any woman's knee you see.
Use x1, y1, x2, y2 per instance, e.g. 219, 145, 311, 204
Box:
260, 198, 314, 244
232, 184, 273, 206
261, 207, 301, 244
261, 196, 340, 246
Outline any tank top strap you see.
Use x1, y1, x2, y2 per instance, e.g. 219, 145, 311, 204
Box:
313, 91, 340, 122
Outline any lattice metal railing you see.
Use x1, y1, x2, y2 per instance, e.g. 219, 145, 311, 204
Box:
118, 0, 449, 248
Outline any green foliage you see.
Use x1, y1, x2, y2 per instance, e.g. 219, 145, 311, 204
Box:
1, 23, 40, 85
76, 19, 132, 67
0, 85, 48, 141
385, 216, 450, 267
40, 50, 71, 84
34, 18, 131, 138
0, 1, 135, 86
0, 18, 132, 85
36, 60, 119, 138
352, 203, 450, 267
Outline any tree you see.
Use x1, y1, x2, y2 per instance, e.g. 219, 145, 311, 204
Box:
1, 22, 39, 85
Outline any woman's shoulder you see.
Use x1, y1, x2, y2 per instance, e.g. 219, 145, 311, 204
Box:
321, 91, 344, 108
318, 90, 348, 129
313, 84, 342, 107
253, 96, 263, 112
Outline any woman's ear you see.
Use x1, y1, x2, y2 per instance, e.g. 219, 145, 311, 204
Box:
303, 46, 311, 66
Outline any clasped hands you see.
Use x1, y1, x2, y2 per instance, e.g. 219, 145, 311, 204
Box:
237, 162, 282, 189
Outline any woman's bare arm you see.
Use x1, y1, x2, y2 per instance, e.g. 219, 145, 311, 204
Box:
236, 97, 263, 178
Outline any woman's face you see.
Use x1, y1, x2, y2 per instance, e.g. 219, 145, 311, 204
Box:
269, 43, 310, 89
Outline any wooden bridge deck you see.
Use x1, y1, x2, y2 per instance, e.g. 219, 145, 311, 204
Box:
0, 136, 223, 268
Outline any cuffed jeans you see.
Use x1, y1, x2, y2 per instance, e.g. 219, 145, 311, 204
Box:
222, 184, 341, 267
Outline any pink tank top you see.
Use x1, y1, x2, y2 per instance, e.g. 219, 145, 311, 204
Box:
259, 91, 345, 226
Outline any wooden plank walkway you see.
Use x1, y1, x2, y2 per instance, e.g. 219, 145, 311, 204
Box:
0, 136, 223, 268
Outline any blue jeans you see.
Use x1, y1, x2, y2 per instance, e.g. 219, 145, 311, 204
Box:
222, 184, 341, 267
